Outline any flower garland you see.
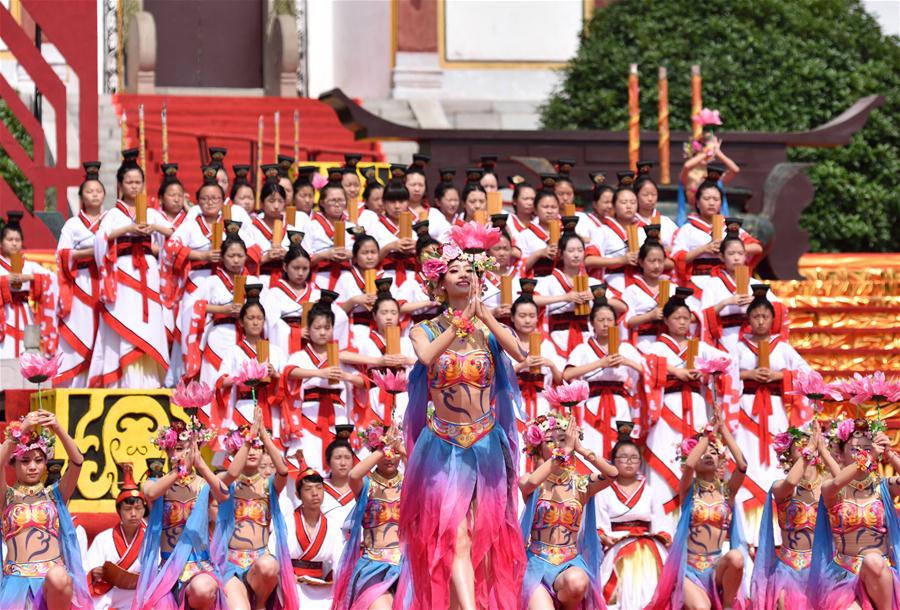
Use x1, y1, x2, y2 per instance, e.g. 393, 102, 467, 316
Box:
420, 222, 499, 296
222, 424, 263, 455
4, 421, 55, 460
772, 423, 820, 472
675, 426, 725, 464
522, 410, 570, 456
358, 422, 400, 460
835, 417, 886, 444
152, 417, 215, 451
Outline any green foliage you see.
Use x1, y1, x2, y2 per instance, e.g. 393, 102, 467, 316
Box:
0, 100, 34, 212
541, 0, 900, 252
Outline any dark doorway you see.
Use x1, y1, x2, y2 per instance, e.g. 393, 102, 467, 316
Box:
145, 0, 264, 88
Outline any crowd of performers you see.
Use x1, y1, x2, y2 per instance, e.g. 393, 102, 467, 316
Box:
3, 140, 900, 610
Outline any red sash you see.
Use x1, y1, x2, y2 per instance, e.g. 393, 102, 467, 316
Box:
740, 335, 786, 464
293, 510, 327, 578
89, 524, 146, 596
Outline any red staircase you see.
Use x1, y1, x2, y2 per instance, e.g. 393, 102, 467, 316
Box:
113, 94, 382, 197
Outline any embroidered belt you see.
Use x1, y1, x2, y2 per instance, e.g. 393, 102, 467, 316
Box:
363, 546, 402, 565
292, 558, 325, 579
777, 546, 811, 571
833, 551, 893, 575
3, 556, 64, 577
528, 540, 579, 566
548, 311, 588, 331
211, 315, 236, 326
692, 260, 719, 276
687, 550, 721, 573
428, 411, 495, 449
611, 520, 651, 535
664, 377, 701, 394
742, 380, 783, 396
178, 559, 216, 583
720, 313, 745, 328
588, 380, 626, 396
227, 547, 267, 569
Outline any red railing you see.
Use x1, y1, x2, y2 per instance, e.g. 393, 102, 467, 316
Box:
0, 0, 98, 249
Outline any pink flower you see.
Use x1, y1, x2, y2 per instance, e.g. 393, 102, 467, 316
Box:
234, 359, 269, 385
695, 356, 731, 376
680, 437, 698, 458
449, 222, 501, 252
422, 258, 448, 280
524, 424, 544, 447
442, 243, 461, 260
693, 108, 722, 127
371, 369, 407, 394
545, 380, 590, 408
788, 370, 843, 401
20, 353, 62, 383
772, 432, 793, 454
173, 380, 214, 410
312, 173, 328, 190
836, 419, 856, 442
833, 372, 899, 406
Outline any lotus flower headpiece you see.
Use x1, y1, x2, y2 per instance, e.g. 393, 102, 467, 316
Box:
152, 417, 215, 451
421, 221, 499, 291
222, 424, 263, 454
522, 410, 570, 456
5, 421, 55, 460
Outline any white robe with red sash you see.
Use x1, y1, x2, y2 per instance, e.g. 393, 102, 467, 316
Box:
596, 217, 645, 293
622, 276, 699, 353
643, 334, 737, 512
85, 523, 146, 610
282, 347, 356, 472
321, 481, 356, 532
333, 266, 386, 346
535, 269, 589, 358
354, 329, 415, 424
303, 212, 356, 291
596, 478, 672, 610
733, 336, 811, 533
89, 201, 168, 388
670, 215, 760, 297
278, 509, 344, 610
565, 338, 644, 453
55, 211, 105, 386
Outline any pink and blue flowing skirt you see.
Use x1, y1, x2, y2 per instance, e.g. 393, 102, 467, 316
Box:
521, 551, 604, 610
814, 555, 900, 610
345, 554, 402, 610
399, 422, 524, 610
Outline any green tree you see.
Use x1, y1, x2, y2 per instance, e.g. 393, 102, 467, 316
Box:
541, 0, 900, 252
0, 99, 34, 212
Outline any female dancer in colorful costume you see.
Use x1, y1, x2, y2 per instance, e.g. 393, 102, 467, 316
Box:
133, 417, 229, 610
809, 418, 900, 610
402, 221, 526, 609
596, 437, 673, 610
750, 423, 838, 610
644, 419, 750, 610
0, 409, 90, 609
212, 411, 298, 610
332, 423, 406, 610
519, 413, 615, 609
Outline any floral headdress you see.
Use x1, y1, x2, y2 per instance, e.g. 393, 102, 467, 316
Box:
522, 410, 570, 456
772, 424, 813, 471
675, 429, 725, 464
358, 422, 401, 459
152, 417, 215, 451
221, 424, 263, 455
421, 222, 499, 296
5, 421, 55, 460
835, 417, 885, 444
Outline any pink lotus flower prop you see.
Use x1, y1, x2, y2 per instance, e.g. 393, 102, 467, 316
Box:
545, 380, 590, 408
20, 353, 62, 384
371, 369, 407, 395
693, 108, 722, 127
449, 221, 501, 252
311, 172, 328, 191
234, 359, 268, 386
788, 370, 842, 402
173, 380, 214, 410
695, 356, 731, 376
